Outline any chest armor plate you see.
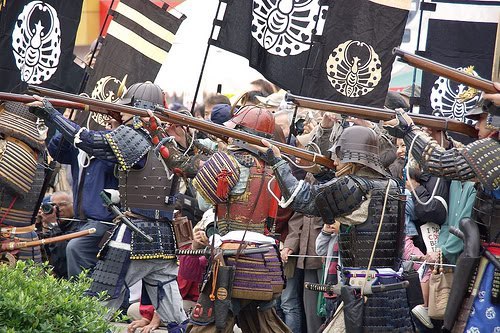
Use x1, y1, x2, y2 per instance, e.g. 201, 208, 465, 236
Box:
118, 151, 178, 211
216, 156, 273, 236
338, 177, 404, 270
472, 186, 500, 242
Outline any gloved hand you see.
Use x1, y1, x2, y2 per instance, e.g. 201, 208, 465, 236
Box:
27, 97, 57, 120
258, 139, 282, 166
383, 109, 414, 138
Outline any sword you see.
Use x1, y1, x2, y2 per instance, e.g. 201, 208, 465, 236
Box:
304, 281, 409, 295
99, 191, 153, 243
176, 246, 271, 257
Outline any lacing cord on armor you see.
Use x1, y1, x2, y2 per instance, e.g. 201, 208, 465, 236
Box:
74, 127, 93, 168
361, 181, 391, 297
267, 176, 304, 208
406, 132, 445, 209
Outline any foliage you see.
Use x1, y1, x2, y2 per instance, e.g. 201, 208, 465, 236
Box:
0, 261, 118, 333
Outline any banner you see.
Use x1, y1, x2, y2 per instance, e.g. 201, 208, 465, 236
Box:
211, 0, 410, 108
79, 0, 185, 128
210, 0, 328, 95
419, 20, 498, 122
0, 0, 85, 93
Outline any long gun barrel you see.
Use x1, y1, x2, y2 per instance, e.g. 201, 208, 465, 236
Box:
20, 86, 336, 169
393, 48, 498, 94
286, 92, 478, 138
1, 228, 96, 251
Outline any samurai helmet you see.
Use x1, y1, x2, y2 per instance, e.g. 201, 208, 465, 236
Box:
117, 81, 165, 110
224, 106, 275, 139
330, 125, 387, 176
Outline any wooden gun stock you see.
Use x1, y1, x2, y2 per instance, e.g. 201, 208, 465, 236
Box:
393, 48, 497, 94
286, 93, 478, 138
1, 228, 96, 251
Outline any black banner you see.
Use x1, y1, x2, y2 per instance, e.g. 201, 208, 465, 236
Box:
0, 0, 84, 93
301, 0, 410, 107
420, 19, 497, 123
211, 0, 409, 108
210, 0, 328, 95
78, 0, 185, 128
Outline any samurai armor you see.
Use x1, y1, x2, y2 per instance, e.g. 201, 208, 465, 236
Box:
192, 151, 240, 205
0, 102, 45, 151
90, 242, 131, 299
118, 150, 178, 212
214, 265, 235, 330
191, 289, 216, 326
104, 125, 150, 171
472, 186, 500, 243
225, 246, 284, 301
338, 177, 403, 270
461, 137, 500, 192
172, 215, 193, 248
216, 153, 274, 236
0, 137, 38, 197
0, 154, 45, 227
341, 286, 363, 333
130, 220, 176, 260
362, 279, 413, 332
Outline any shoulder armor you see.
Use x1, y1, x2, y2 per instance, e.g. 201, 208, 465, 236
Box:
193, 152, 241, 205
104, 125, 150, 171
314, 175, 368, 224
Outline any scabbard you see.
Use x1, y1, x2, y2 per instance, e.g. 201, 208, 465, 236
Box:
175, 246, 270, 257
304, 281, 409, 295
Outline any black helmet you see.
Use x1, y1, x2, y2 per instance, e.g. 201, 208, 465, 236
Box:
117, 81, 165, 110
330, 126, 387, 176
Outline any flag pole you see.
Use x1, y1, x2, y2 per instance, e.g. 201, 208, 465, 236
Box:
77, 0, 117, 94
286, 4, 326, 144
408, 0, 425, 113
190, 0, 224, 114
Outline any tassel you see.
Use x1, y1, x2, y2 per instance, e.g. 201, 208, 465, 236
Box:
159, 146, 170, 159
216, 169, 232, 200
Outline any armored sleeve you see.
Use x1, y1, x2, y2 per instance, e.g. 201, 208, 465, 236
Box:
43, 107, 119, 163
273, 160, 366, 222
403, 129, 476, 183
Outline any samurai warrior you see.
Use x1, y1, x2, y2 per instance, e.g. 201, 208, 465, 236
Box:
384, 97, 499, 332
261, 125, 414, 332
0, 101, 47, 263
28, 82, 194, 328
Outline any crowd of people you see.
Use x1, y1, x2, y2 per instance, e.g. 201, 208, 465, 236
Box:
0, 77, 499, 333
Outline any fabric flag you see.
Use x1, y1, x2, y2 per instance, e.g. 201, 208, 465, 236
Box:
301, 0, 411, 107
0, 0, 85, 93
210, 0, 329, 95
78, 0, 185, 128
419, 20, 497, 122
211, 0, 410, 108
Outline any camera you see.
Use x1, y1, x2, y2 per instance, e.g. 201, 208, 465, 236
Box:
41, 202, 57, 215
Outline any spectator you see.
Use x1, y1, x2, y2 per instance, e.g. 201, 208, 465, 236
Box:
203, 94, 230, 121
38, 191, 78, 279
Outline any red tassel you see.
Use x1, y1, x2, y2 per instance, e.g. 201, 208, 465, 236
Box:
150, 118, 158, 131
159, 146, 170, 159
151, 136, 159, 145
216, 169, 232, 200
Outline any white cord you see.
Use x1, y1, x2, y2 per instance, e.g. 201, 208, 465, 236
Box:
266, 176, 305, 208
74, 127, 93, 168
